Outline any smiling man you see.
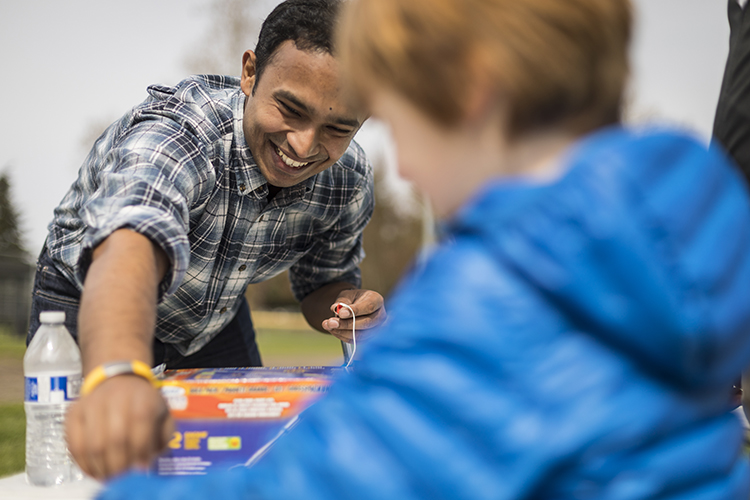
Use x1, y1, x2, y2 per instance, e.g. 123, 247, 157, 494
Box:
242, 41, 364, 189
26, 0, 385, 480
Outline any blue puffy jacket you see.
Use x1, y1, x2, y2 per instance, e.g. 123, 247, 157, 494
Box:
100, 127, 750, 499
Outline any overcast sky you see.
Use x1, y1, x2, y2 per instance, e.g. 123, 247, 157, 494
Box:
0, 0, 734, 257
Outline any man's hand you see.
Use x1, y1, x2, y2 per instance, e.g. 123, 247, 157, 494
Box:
300, 282, 386, 342
66, 375, 174, 480
321, 289, 386, 343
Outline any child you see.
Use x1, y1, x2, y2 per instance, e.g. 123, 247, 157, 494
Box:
100, 0, 750, 498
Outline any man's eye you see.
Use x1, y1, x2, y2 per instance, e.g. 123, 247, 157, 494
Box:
329, 126, 352, 135
281, 102, 302, 117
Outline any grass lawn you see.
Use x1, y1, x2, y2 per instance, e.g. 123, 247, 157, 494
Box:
0, 403, 24, 477
0, 312, 344, 478
255, 322, 344, 366
0, 329, 26, 360
0, 328, 25, 478
253, 309, 345, 367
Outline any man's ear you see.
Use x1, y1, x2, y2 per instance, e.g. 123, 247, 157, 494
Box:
241, 50, 258, 96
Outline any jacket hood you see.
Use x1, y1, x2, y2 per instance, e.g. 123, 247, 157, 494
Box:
451, 127, 750, 388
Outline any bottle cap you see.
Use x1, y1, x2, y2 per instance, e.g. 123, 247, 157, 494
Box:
39, 311, 66, 324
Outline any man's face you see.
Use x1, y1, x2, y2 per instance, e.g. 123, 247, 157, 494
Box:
240, 40, 367, 188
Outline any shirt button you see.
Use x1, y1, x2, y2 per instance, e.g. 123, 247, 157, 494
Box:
238, 264, 247, 272
220, 307, 227, 314
239, 183, 246, 192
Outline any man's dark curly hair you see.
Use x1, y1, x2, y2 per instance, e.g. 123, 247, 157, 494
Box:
253, 0, 342, 92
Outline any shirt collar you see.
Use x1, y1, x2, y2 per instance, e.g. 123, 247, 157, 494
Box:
231, 91, 267, 199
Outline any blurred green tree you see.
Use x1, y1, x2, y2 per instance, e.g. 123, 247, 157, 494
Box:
0, 172, 27, 259
0, 171, 33, 336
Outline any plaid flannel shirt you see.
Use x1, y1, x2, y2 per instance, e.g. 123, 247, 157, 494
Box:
45, 75, 374, 356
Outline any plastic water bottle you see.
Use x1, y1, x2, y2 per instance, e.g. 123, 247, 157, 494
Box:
24, 311, 83, 486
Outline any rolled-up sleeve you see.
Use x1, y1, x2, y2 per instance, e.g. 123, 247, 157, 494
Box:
77, 117, 212, 299
289, 167, 375, 301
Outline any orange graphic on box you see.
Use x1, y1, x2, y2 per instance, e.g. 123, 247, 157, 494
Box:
158, 367, 336, 420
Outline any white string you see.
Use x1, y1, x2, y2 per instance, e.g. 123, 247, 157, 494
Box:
337, 302, 356, 368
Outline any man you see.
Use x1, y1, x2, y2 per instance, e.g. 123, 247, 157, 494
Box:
28, 0, 385, 480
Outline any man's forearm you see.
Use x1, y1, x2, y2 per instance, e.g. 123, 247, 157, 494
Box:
78, 229, 169, 374
300, 281, 357, 332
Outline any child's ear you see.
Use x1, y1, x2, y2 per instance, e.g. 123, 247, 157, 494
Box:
460, 49, 507, 131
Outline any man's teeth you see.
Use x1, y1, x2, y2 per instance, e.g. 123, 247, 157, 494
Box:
277, 147, 310, 168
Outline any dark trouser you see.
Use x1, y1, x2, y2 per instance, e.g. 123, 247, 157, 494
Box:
713, 0, 750, 184
28, 245, 262, 369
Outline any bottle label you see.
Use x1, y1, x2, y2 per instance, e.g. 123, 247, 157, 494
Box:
25, 374, 81, 403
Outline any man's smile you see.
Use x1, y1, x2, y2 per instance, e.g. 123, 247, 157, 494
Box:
275, 145, 313, 169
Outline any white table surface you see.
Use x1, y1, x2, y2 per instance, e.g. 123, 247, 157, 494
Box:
0, 473, 102, 500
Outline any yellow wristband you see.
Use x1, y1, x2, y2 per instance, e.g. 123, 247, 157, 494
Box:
81, 360, 161, 397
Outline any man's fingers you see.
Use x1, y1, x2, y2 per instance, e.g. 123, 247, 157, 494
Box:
352, 289, 384, 311
335, 306, 387, 331
83, 398, 109, 480
130, 389, 173, 469
102, 398, 130, 478
159, 415, 176, 453
329, 314, 387, 342
129, 407, 154, 468
333, 289, 384, 317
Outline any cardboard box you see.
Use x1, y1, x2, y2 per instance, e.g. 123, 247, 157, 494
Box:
155, 366, 339, 475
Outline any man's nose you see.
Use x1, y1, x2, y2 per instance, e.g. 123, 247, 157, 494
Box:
287, 127, 320, 159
